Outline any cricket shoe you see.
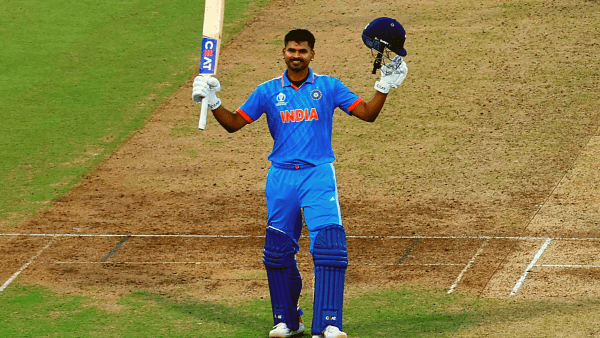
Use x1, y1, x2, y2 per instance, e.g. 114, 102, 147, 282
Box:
312, 325, 348, 338
269, 322, 305, 338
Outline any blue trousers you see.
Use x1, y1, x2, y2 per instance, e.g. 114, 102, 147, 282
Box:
264, 162, 347, 333
265, 162, 342, 251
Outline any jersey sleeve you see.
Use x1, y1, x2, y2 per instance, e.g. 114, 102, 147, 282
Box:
236, 86, 266, 123
333, 78, 363, 115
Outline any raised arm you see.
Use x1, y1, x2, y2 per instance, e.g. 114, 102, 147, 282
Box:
350, 56, 408, 122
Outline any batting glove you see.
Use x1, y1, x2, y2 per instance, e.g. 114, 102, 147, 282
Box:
374, 55, 408, 94
192, 76, 222, 110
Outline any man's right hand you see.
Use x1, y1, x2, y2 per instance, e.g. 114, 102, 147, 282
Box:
192, 76, 222, 110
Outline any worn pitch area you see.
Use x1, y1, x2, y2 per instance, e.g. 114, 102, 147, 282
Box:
2, 0, 600, 300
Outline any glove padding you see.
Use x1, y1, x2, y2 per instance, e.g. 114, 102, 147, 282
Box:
192, 76, 222, 110
374, 55, 408, 94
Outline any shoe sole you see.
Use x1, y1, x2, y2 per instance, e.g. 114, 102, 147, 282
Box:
269, 326, 305, 337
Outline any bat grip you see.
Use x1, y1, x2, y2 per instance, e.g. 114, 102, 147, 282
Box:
198, 98, 208, 130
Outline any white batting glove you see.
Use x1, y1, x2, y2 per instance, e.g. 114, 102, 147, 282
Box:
374, 55, 408, 94
192, 76, 222, 110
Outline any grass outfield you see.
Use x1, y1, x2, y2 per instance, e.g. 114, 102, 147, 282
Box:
0, 0, 268, 226
1, 284, 481, 337
4, 283, 600, 337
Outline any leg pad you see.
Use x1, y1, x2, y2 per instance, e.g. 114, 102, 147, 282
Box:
311, 225, 348, 335
263, 226, 301, 331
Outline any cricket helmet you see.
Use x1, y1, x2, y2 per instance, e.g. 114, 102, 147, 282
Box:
362, 17, 407, 56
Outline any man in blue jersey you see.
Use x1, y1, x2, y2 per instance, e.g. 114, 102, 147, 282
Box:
192, 29, 407, 338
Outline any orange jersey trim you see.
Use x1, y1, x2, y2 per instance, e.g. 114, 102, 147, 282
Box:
347, 98, 363, 112
236, 108, 254, 123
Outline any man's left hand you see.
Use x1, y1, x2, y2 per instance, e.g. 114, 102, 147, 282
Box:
374, 56, 408, 94
192, 76, 222, 110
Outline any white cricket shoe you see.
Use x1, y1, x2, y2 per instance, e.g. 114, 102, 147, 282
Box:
269, 322, 306, 338
312, 325, 348, 338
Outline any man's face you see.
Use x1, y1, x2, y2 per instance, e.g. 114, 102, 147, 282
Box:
282, 41, 314, 72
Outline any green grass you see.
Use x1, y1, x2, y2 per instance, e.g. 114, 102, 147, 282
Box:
0, 0, 269, 226
0, 284, 215, 337
6, 283, 600, 338
345, 289, 478, 336
0, 284, 481, 337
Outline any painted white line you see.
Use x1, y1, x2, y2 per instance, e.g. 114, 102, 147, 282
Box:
510, 238, 553, 296
4, 233, 600, 241
537, 264, 600, 268
0, 239, 55, 292
380, 235, 600, 241
448, 239, 489, 294
0, 233, 259, 238
51, 261, 463, 267
394, 263, 463, 266
54, 261, 241, 265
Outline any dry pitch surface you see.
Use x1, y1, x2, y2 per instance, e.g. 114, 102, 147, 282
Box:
2, 0, 600, 304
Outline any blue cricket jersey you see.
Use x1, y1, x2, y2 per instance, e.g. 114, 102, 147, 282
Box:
236, 68, 363, 166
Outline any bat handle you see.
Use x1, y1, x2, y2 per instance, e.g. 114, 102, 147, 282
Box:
198, 97, 208, 130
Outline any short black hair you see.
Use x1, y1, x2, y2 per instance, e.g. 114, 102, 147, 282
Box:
284, 29, 315, 49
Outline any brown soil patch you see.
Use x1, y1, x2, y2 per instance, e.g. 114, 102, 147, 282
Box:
3, 0, 600, 303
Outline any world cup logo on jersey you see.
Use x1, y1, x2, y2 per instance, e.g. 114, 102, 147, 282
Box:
276, 92, 287, 106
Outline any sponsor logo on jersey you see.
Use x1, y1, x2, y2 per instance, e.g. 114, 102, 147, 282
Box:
280, 108, 319, 123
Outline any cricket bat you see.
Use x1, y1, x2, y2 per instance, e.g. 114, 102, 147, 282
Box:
198, 0, 225, 130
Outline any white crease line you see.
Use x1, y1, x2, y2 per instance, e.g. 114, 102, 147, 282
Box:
52, 261, 462, 267
448, 238, 489, 294
0, 233, 258, 238
510, 238, 553, 296
390, 263, 463, 266
537, 264, 600, 268
54, 261, 241, 265
4, 233, 600, 241
0, 239, 55, 292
